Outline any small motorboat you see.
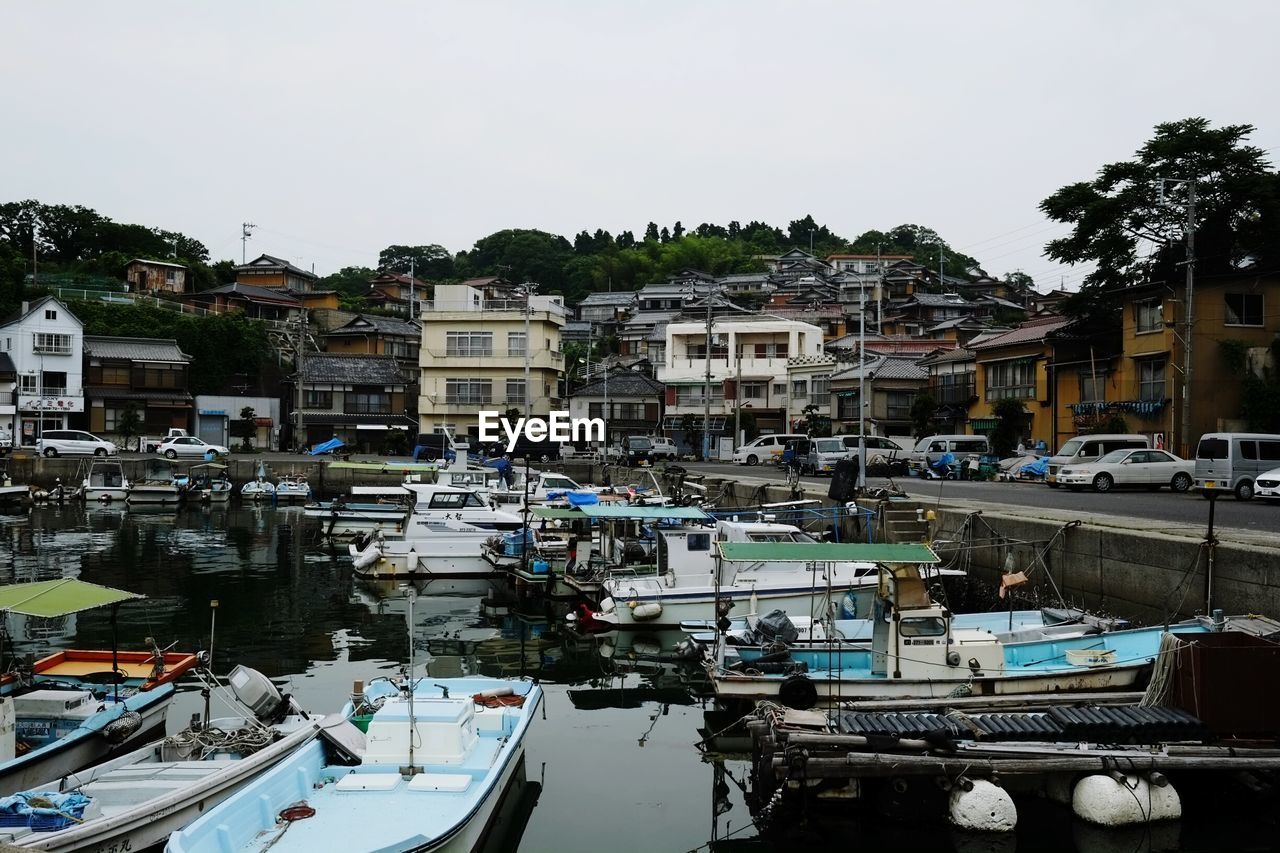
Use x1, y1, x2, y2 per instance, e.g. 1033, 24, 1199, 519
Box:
240, 462, 275, 501
126, 460, 182, 506
187, 463, 232, 503
81, 460, 129, 504
273, 474, 311, 502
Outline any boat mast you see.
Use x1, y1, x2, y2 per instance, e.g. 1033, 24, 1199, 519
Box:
403, 585, 419, 776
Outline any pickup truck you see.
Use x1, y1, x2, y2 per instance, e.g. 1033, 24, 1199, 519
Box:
143, 428, 190, 453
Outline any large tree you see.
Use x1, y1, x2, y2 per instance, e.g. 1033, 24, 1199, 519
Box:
1040, 118, 1280, 318
377, 244, 454, 280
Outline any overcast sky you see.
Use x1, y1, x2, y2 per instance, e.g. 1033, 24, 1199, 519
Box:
3, 1, 1277, 290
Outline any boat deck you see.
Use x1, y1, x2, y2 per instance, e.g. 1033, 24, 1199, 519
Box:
78, 758, 239, 816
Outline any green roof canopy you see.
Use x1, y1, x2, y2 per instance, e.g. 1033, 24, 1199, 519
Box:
579, 505, 711, 520
529, 506, 585, 520
717, 542, 940, 564
0, 579, 144, 618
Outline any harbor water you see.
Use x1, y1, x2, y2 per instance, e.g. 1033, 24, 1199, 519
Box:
1, 504, 1275, 852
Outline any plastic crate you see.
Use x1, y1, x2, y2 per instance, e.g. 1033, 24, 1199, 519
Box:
29, 805, 86, 832
0, 812, 29, 828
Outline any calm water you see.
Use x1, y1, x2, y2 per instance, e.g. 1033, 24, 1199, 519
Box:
0, 505, 1275, 853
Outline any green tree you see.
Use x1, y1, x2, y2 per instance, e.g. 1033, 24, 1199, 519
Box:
1040, 118, 1280, 319
644, 222, 660, 242
990, 398, 1028, 458
319, 265, 378, 298
377, 244, 454, 280
800, 403, 831, 437
909, 392, 936, 440
238, 406, 256, 451
117, 403, 142, 451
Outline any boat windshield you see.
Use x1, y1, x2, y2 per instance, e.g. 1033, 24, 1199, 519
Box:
745, 531, 815, 543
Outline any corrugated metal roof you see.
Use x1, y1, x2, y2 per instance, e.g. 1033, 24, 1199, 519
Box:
83, 336, 191, 362
970, 316, 1072, 349
325, 314, 419, 337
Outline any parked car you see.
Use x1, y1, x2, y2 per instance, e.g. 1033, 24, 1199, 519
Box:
142, 428, 191, 453
908, 435, 990, 471
1045, 433, 1151, 487
1256, 467, 1280, 503
412, 432, 458, 463
155, 435, 230, 459
806, 437, 848, 475
1056, 448, 1195, 493
732, 434, 806, 466
624, 435, 678, 463
1194, 432, 1280, 500
37, 430, 118, 458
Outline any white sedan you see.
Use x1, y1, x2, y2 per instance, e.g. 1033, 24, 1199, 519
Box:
1057, 448, 1195, 493
155, 436, 230, 459
1256, 467, 1280, 503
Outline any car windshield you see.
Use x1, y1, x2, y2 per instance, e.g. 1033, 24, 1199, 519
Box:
1197, 437, 1228, 460
628, 438, 652, 449
816, 439, 844, 452
1058, 439, 1083, 456
1098, 450, 1130, 464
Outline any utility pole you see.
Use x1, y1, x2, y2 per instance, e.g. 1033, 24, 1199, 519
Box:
938, 247, 945, 292
703, 291, 713, 462
408, 258, 415, 320
875, 244, 882, 335
858, 285, 867, 490
31, 222, 37, 291
241, 222, 255, 264
522, 282, 534, 422
734, 344, 742, 451
295, 313, 306, 452
1182, 181, 1196, 459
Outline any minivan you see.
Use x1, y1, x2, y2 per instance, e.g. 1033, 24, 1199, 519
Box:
37, 430, 118, 458
732, 434, 806, 466
807, 435, 905, 475
909, 435, 991, 471
1194, 432, 1280, 500
625, 435, 678, 463
1045, 434, 1150, 487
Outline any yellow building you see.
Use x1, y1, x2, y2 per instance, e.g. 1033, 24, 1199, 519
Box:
1115, 274, 1280, 457
417, 284, 566, 441
969, 316, 1072, 444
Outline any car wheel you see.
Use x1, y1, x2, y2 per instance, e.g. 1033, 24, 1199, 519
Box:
94, 448, 107, 457
1093, 473, 1113, 493
43, 447, 57, 458
1235, 479, 1255, 501
1170, 473, 1192, 493
746, 455, 758, 466
164, 449, 178, 460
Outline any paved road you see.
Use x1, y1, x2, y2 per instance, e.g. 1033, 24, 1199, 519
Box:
679, 461, 1280, 537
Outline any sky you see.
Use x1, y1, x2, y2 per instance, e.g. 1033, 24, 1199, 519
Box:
2, 1, 1278, 291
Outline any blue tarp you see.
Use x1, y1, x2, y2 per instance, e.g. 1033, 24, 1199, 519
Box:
931, 451, 956, 470
309, 438, 345, 456
565, 491, 600, 506
1022, 457, 1049, 476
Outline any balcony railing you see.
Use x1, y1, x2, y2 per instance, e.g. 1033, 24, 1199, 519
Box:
344, 405, 393, 415
929, 382, 976, 405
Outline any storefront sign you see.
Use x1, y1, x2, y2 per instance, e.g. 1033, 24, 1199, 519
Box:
18, 395, 85, 413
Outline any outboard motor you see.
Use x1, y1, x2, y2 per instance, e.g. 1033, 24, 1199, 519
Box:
228, 665, 283, 721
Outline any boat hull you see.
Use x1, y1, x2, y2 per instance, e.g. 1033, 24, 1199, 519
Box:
351, 538, 502, 580
597, 583, 876, 629
126, 486, 182, 505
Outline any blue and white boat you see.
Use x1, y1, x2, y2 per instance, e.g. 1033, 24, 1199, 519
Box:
705, 543, 1214, 705
166, 675, 543, 853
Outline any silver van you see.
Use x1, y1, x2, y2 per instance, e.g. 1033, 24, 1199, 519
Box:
733, 433, 806, 466
1194, 432, 1280, 500
1046, 434, 1150, 487
909, 435, 991, 471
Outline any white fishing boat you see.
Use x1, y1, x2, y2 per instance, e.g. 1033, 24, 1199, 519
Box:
273, 473, 311, 502
0, 667, 323, 852
81, 460, 129, 503
304, 486, 412, 541
167, 588, 541, 853
187, 463, 232, 503
240, 462, 275, 501
126, 459, 181, 506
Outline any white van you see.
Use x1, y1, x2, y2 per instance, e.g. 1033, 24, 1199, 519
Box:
909, 435, 991, 470
1045, 434, 1151, 487
732, 433, 806, 466
1194, 432, 1280, 500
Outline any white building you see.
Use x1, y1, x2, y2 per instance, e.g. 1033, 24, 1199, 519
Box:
0, 297, 84, 445
657, 315, 823, 445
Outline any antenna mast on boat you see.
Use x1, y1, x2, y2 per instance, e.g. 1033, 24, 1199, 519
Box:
402, 585, 421, 777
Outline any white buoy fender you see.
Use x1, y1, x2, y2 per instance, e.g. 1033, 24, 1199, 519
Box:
352, 545, 383, 571
1072, 774, 1181, 826
947, 779, 1017, 832
476, 686, 514, 699
598, 597, 617, 616
630, 602, 663, 621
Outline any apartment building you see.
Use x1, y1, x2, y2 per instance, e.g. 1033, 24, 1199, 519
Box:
0, 297, 85, 444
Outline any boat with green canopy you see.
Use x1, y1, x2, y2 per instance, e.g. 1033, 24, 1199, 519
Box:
0, 579, 198, 795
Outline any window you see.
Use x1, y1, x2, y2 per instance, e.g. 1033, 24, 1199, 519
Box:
506, 379, 527, 405
1197, 437, 1227, 459
33, 333, 72, 355
141, 368, 180, 388
445, 332, 492, 357
1137, 359, 1165, 402
45, 309, 56, 320
304, 390, 332, 408
588, 402, 603, 419
104, 408, 122, 432
750, 342, 789, 359
1224, 293, 1263, 326
1134, 301, 1162, 334
445, 379, 491, 404
773, 383, 787, 396
346, 392, 390, 414
791, 380, 808, 399
507, 332, 527, 357
741, 382, 766, 400
1078, 370, 1106, 404
811, 374, 831, 396
1259, 441, 1280, 461
687, 533, 711, 552
886, 391, 915, 420
41, 371, 67, 394
900, 617, 947, 637
165, 270, 176, 284
19, 375, 36, 393
677, 386, 709, 405
984, 359, 1036, 400
91, 365, 130, 386
837, 396, 857, 420
1241, 441, 1257, 460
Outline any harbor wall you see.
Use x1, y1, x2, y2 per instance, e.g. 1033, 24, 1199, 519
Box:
930, 507, 1279, 625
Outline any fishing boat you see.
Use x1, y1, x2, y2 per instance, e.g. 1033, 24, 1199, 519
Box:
126, 459, 182, 506
187, 463, 232, 503
303, 486, 412, 541
240, 462, 275, 501
0, 666, 324, 852
705, 545, 1214, 706
80, 460, 129, 503
0, 580, 199, 796
273, 473, 311, 502
167, 589, 542, 853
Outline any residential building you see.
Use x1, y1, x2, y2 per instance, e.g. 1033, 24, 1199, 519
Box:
880, 293, 983, 337
1046, 322, 1122, 453
968, 315, 1072, 444
785, 354, 843, 432
577, 291, 637, 325
83, 336, 193, 443
635, 282, 690, 313
0, 297, 84, 445
292, 353, 415, 452
1113, 272, 1280, 456
417, 283, 566, 441
194, 395, 282, 450
920, 348, 978, 435
830, 355, 928, 439
185, 283, 301, 321
561, 321, 593, 346
323, 314, 420, 370
367, 272, 429, 316
657, 315, 824, 444
234, 254, 319, 293
568, 366, 664, 447
0, 355, 16, 441
124, 259, 187, 294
